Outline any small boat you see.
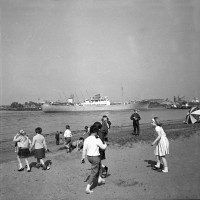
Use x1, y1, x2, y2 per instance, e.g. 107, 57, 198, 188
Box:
41, 94, 150, 113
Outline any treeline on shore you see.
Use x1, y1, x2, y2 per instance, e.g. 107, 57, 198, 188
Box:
0, 101, 42, 111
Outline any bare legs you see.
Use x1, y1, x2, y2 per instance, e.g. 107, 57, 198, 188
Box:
25, 158, 30, 171
17, 155, 23, 169
155, 155, 168, 172
36, 158, 47, 169
161, 156, 168, 172
17, 156, 30, 171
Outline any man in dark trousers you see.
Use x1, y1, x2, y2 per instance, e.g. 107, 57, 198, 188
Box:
130, 110, 141, 135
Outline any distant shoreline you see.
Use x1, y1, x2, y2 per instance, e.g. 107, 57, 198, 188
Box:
0, 108, 41, 111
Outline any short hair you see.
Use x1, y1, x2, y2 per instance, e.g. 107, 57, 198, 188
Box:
90, 125, 99, 134
66, 125, 70, 129
35, 127, 42, 134
93, 121, 102, 130
79, 137, 84, 141
84, 126, 88, 129
153, 117, 162, 126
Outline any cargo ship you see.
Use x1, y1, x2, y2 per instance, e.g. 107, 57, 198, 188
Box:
41, 94, 150, 113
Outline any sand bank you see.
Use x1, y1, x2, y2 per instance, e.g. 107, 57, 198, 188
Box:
1, 121, 200, 199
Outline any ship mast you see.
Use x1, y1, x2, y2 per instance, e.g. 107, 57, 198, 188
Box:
121, 83, 124, 103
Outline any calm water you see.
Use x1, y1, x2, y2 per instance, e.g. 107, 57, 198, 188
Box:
0, 109, 188, 142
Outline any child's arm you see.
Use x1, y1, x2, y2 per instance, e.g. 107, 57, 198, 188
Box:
28, 138, 32, 150
30, 137, 36, 150
151, 128, 161, 146
97, 138, 107, 150
152, 135, 161, 146
13, 134, 20, 142
43, 138, 48, 151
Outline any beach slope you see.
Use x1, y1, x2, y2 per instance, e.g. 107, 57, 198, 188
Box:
1, 122, 200, 200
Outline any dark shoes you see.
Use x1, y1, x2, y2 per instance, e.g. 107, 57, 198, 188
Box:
18, 167, 31, 172
18, 168, 24, 171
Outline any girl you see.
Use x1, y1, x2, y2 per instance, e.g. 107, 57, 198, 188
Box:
13, 130, 31, 172
151, 117, 169, 173
31, 127, 49, 170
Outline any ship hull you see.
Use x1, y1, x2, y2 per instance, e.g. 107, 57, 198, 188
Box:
41, 101, 150, 113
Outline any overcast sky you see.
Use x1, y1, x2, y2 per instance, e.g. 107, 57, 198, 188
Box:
1, 0, 200, 105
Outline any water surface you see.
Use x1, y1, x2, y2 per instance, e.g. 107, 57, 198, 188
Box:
0, 109, 188, 141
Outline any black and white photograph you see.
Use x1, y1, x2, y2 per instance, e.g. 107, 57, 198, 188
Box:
0, 0, 200, 199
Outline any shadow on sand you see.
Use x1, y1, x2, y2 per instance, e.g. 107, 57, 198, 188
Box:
29, 160, 52, 170
144, 160, 163, 172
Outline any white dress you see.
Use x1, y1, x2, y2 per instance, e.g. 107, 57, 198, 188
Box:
154, 126, 169, 156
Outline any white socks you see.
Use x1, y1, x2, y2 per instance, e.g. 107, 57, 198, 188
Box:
162, 167, 168, 173
85, 184, 93, 194
155, 162, 160, 168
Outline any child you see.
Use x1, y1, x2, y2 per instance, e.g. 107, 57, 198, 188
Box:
151, 117, 169, 173
31, 127, 49, 170
83, 126, 90, 136
55, 131, 60, 145
14, 131, 20, 152
13, 130, 31, 172
101, 115, 109, 142
64, 125, 72, 153
71, 137, 84, 151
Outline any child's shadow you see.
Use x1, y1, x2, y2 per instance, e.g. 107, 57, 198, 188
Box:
144, 160, 157, 167
29, 160, 52, 170
45, 160, 52, 168
29, 162, 37, 169
144, 160, 163, 172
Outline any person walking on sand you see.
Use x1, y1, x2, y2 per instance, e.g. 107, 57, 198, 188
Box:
151, 117, 169, 173
64, 125, 72, 153
31, 127, 49, 170
81, 125, 107, 194
13, 130, 31, 172
130, 109, 141, 135
93, 121, 110, 177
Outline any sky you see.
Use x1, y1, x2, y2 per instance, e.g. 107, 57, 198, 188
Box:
0, 0, 200, 105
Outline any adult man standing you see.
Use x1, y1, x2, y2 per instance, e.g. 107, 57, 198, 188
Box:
130, 110, 141, 135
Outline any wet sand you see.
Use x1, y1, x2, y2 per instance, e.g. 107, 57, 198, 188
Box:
1, 121, 200, 200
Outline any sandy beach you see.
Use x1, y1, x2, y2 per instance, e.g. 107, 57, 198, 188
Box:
1, 121, 200, 200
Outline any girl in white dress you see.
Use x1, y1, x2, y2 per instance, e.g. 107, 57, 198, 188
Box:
151, 117, 169, 173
